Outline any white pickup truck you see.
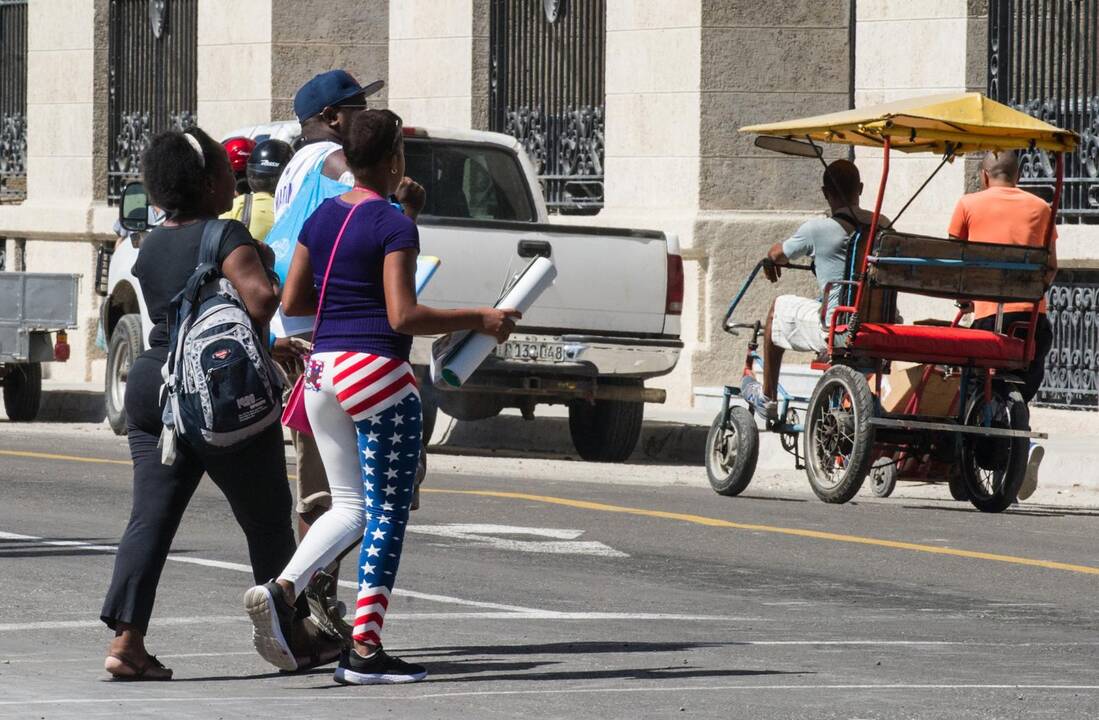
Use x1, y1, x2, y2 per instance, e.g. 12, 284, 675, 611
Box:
101, 123, 683, 461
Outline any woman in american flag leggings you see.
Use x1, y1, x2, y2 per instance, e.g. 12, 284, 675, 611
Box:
244, 109, 518, 685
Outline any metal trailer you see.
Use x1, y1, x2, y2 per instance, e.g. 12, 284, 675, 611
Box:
0, 272, 78, 421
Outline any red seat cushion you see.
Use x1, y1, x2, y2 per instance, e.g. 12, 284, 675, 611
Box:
840, 323, 1028, 366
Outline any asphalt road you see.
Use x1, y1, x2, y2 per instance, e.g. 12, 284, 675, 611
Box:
2, 423, 1099, 719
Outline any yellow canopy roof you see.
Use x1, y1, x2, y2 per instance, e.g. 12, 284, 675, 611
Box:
740, 92, 1077, 154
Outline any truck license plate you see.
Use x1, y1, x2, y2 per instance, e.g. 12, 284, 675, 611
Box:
494, 340, 568, 363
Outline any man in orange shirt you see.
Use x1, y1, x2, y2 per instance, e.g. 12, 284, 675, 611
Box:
948, 149, 1056, 499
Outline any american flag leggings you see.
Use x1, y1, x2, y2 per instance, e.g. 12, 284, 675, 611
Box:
304, 351, 422, 646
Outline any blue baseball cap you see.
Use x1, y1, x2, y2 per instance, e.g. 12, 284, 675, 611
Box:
293, 70, 385, 123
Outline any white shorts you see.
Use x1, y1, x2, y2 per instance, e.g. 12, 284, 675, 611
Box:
771, 295, 827, 353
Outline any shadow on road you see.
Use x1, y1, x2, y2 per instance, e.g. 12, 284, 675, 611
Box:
422, 666, 803, 684
899, 503, 1099, 518
406, 641, 735, 656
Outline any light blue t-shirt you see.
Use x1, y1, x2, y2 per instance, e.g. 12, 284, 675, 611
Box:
781, 209, 879, 312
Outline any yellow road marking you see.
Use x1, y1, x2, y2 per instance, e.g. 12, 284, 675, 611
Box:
5, 448, 1097, 577
423, 488, 1099, 577
0, 449, 131, 466
0, 449, 301, 479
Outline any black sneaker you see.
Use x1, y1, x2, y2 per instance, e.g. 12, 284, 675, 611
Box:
243, 580, 298, 671
334, 646, 427, 685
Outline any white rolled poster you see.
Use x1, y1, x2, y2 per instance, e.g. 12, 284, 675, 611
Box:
431, 256, 557, 388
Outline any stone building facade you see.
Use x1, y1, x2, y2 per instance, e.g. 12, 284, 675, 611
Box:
1, 0, 1095, 410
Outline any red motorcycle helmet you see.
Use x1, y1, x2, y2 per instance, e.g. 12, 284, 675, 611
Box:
222, 136, 256, 174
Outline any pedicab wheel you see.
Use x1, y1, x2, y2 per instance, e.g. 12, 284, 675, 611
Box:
868, 457, 898, 498
958, 387, 1029, 513
804, 365, 875, 503
705, 406, 759, 496
947, 468, 970, 501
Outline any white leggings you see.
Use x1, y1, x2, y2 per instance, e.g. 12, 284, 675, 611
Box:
278, 351, 421, 644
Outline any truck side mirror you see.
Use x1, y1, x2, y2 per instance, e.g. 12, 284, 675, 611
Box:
119, 182, 150, 232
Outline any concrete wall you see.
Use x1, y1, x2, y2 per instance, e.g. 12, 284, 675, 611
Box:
699, 0, 850, 213
687, 1, 852, 397
271, 0, 389, 121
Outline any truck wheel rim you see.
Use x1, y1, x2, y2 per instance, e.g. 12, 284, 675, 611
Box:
110, 344, 130, 409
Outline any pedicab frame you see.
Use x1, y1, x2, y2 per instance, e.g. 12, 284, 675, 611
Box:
706, 93, 1078, 512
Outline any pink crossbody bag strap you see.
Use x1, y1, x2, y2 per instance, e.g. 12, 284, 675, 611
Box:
281, 190, 382, 435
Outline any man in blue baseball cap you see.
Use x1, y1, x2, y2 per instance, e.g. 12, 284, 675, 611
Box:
269, 69, 426, 655
275, 70, 386, 214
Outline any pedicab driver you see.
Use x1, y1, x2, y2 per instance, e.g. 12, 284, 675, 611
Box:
947, 149, 1056, 501
743, 159, 882, 419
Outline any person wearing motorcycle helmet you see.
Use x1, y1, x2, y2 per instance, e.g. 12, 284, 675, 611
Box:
221, 138, 291, 242
223, 136, 256, 195
247, 138, 294, 194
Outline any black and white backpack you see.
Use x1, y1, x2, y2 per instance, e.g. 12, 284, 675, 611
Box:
159, 220, 282, 462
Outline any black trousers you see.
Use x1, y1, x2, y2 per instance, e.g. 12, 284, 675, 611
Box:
972, 312, 1054, 403
100, 352, 297, 636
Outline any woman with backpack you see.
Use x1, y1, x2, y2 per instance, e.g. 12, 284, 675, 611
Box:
243, 109, 518, 685
99, 127, 336, 680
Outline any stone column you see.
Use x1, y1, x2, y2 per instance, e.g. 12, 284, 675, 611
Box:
197, 0, 275, 140
593, 1, 703, 405
855, 0, 972, 325
25, 0, 97, 214
16, 0, 103, 383
388, 0, 475, 127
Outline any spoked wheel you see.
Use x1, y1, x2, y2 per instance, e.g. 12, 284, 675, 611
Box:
804, 365, 875, 503
705, 406, 759, 496
868, 457, 898, 498
958, 387, 1029, 513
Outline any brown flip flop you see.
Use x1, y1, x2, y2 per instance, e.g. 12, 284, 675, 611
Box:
105, 653, 173, 681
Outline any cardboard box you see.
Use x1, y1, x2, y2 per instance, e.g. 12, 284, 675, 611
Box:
880, 362, 960, 416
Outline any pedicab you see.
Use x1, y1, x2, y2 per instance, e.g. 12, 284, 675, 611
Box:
704, 93, 1077, 513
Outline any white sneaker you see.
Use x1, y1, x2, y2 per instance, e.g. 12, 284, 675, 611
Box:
1017, 444, 1043, 502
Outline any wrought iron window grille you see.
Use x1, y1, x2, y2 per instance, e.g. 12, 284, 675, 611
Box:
989, 0, 1099, 223
490, 0, 606, 214
1038, 270, 1099, 409
107, 0, 197, 205
0, 0, 28, 203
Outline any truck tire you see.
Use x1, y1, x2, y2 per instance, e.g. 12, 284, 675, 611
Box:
106, 314, 142, 436
568, 380, 645, 463
3, 362, 42, 422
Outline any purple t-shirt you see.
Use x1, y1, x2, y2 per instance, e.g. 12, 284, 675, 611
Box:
298, 197, 419, 360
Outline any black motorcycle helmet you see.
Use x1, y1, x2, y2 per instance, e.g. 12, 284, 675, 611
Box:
246, 138, 294, 194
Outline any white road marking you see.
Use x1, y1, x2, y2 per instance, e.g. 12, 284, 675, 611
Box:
0, 530, 754, 624
0, 530, 547, 615
5, 685, 1099, 707
0, 612, 762, 633
407, 523, 628, 557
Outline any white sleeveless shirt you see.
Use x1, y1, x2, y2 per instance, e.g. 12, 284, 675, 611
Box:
273, 140, 354, 222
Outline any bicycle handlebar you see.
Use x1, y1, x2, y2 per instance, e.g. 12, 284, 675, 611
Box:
721, 259, 813, 333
